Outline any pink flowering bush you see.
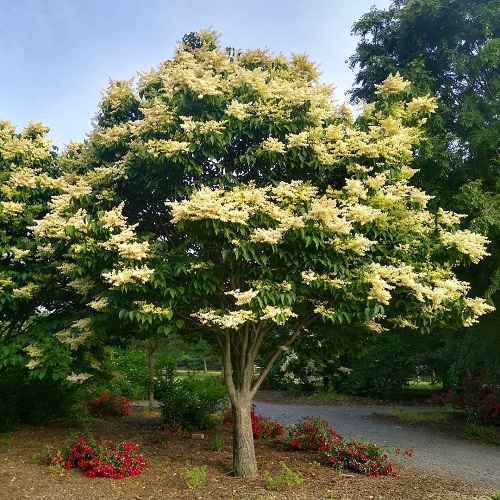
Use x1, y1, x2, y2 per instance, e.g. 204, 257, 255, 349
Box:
85, 391, 132, 418
428, 373, 500, 426
288, 416, 400, 477
42, 435, 146, 479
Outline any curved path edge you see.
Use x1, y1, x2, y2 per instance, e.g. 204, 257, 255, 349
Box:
253, 400, 500, 489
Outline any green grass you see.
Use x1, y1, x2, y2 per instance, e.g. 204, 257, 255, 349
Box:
464, 423, 500, 446
381, 409, 453, 424
408, 379, 443, 391
175, 369, 221, 379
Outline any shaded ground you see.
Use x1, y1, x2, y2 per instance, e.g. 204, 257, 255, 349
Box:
0, 402, 498, 499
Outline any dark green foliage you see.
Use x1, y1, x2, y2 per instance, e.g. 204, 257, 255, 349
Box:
349, 0, 500, 194
108, 347, 149, 400
331, 333, 417, 398
432, 313, 500, 390
0, 367, 78, 430
154, 366, 228, 430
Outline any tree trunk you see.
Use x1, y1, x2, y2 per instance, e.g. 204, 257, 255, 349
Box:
231, 396, 258, 477
148, 348, 155, 409
203, 357, 208, 373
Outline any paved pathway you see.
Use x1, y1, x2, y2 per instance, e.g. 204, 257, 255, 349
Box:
253, 400, 500, 489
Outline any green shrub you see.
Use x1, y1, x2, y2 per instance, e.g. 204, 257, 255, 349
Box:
154, 365, 227, 430
0, 367, 79, 430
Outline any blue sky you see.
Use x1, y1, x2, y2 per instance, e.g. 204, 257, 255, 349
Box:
1, 0, 392, 149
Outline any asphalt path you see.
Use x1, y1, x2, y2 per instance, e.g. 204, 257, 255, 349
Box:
253, 400, 500, 489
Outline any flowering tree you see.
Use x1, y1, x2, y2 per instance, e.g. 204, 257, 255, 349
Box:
24, 32, 494, 476
0, 121, 67, 374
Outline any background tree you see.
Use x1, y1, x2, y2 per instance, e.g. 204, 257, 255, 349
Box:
349, 0, 500, 197
348, 0, 500, 381
0, 121, 65, 374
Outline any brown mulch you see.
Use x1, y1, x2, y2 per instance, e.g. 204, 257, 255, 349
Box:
0, 405, 496, 500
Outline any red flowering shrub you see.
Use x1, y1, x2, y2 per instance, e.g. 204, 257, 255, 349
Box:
86, 392, 131, 418
250, 404, 284, 438
222, 404, 284, 439
428, 374, 500, 426
324, 440, 395, 477
288, 416, 343, 452
42, 435, 146, 479
288, 416, 399, 477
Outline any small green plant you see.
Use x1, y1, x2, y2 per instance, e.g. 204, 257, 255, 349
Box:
463, 422, 500, 445
264, 461, 303, 491
310, 460, 322, 470
491, 492, 500, 500
0, 432, 12, 453
212, 434, 225, 452
465, 422, 490, 440
186, 464, 207, 489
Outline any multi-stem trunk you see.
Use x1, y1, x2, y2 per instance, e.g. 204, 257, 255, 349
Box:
217, 318, 311, 477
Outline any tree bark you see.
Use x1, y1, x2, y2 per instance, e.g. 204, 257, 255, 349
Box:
148, 348, 155, 409
231, 396, 258, 477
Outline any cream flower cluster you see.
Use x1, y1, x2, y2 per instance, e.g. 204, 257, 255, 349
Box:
374, 72, 411, 97
102, 265, 154, 286
10, 247, 30, 262
12, 283, 40, 300
462, 298, 495, 327
301, 270, 346, 288
1, 201, 24, 215
88, 297, 108, 311
362, 263, 488, 321
0, 120, 52, 165
134, 301, 172, 316
169, 178, 438, 253
437, 208, 467, 227
225, 288, 260, 305
55, 318, 93, 350
107, 42, 437, 185
192, 309, 256, 330
145, 139, 191, 158
68, 278, 95, 296
440, 230, 490, 263
8, 167, 63, 190
25, 346, 42, 369
66, 372, 93, 383
260, 306, 298, 324
98, 203, 128, 230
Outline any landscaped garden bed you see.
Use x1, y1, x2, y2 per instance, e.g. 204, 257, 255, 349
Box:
0, 403, 495, 500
